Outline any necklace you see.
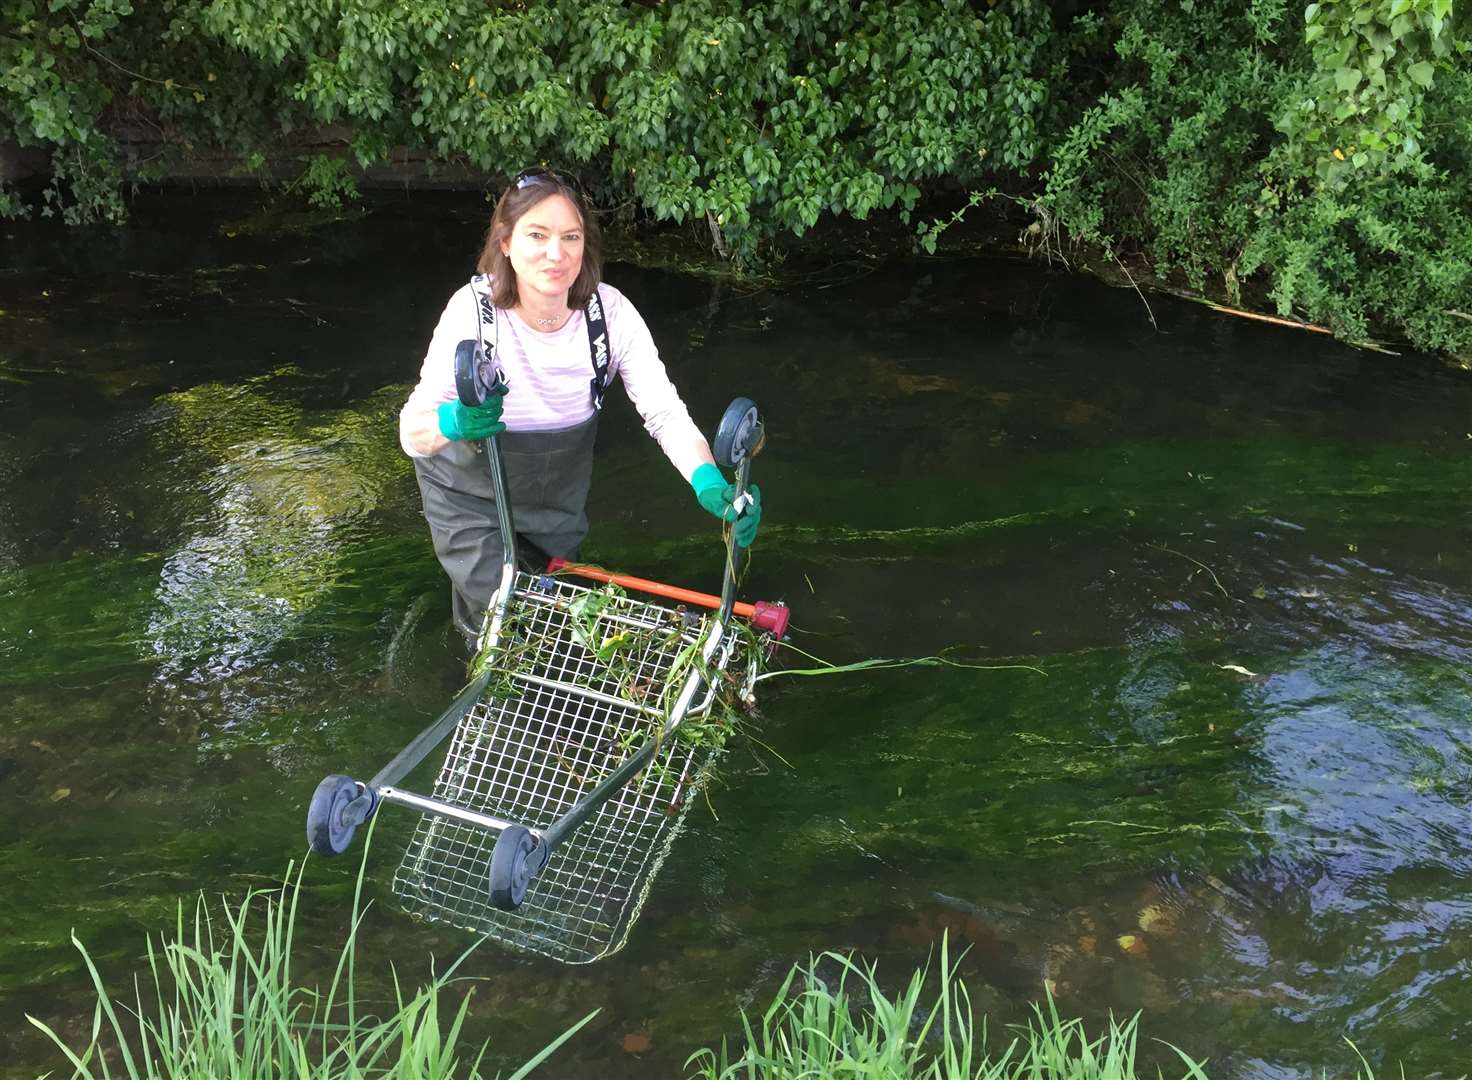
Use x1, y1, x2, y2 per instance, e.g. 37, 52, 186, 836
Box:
534, 312, 565, 327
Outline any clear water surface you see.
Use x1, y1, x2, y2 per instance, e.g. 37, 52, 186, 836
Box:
2, 194, 1470, 1078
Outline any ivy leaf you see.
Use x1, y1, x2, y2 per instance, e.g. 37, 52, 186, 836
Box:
1406, 60, 1435, 89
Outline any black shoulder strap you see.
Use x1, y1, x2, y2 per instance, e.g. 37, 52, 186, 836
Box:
470, 274, 497, 366
467, 274, 508, 395
584, 286, 610, 410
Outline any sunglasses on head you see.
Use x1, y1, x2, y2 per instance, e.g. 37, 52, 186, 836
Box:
513, 167, 578, 191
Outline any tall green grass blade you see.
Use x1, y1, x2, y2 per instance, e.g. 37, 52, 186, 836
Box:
1158, 1038, 1213, 1080
503, 1009, 599, 1080
26, 1012, 98, 1078
68, 930, 144, 1079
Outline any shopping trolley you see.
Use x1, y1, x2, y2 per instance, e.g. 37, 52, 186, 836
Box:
305, 339, 788, 963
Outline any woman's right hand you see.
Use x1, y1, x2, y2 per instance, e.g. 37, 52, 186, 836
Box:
436, 395, 506, 441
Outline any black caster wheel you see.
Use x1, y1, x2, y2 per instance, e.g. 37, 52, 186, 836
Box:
454, 339, 506, 407
454, 339, 487, 406
713, 397, 761, 470
488, 825, 541, 910
306, 774, 364, 857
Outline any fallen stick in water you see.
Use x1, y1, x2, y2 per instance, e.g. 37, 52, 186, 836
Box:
1200, 300, 1333, 334
1190, 296, 1399, 354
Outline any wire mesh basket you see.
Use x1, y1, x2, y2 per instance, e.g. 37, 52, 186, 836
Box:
391, 572, 743, 962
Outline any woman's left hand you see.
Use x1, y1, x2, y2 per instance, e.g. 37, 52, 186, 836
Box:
729, 483, 761, 547
691, 464, 762, 547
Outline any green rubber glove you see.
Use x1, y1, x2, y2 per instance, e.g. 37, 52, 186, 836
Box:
437, 395, 505, 441
730, 483, 761, 547
690, 463, 763, 548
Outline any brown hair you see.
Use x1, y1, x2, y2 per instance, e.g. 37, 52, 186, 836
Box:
475, 173, 602, 311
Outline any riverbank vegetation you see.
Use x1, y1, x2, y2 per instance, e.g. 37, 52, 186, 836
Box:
28, 860, 1423, 1080
687, 939, 1202, 1080
689, 947, 1440, 1080
2, 2, 1468, 348
25, 852, 596, 1079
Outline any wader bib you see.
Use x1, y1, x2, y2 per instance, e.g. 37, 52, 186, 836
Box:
414, 276, 610, 644
413, 415, 597, 643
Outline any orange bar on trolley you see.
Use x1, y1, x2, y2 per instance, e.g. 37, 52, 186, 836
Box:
545, 558, 790, 638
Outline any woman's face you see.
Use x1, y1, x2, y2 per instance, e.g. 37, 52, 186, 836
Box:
500, 193, 585, 305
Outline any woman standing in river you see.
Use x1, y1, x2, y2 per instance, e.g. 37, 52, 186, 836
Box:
398, 168, 762, 645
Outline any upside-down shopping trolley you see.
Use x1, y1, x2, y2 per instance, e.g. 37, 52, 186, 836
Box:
305, 339, 789, 964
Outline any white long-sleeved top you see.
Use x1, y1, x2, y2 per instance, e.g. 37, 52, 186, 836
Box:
399, 278, 709, 479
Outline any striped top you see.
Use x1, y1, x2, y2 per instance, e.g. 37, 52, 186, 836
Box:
399, 277, 707, 479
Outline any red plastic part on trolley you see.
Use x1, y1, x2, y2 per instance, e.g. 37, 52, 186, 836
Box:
546, 558, 791, 640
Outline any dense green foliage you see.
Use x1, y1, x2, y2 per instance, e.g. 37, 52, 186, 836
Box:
1034, 0, 1471, 353
2, 0, 1469, 354
2, 0, 300, 222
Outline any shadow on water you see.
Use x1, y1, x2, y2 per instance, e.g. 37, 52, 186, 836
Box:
3, 192, 1472, 1077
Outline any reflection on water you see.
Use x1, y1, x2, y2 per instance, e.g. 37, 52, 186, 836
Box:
3, 194, 1472, 1077
145, 376, 408, 688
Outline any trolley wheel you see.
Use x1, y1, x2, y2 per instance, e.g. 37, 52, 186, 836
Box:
488, 825, 540, 911
454, 339, 507, 410
713, 397, 762, 470
454, 339, 486, 406
306, 774, 363, 858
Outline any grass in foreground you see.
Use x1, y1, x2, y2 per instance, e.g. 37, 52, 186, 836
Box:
26, 823, 593, 1079
25, 840, 1456, 1080
685, 936, 1449, 1080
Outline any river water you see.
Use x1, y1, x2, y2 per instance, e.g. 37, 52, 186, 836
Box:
2, 195, 1470, 1078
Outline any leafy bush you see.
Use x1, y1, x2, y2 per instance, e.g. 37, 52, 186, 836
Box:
2, 0, 1470, 354
199, 0, 1054, 260
2, 0, 1052, 247
1, 0, 313, 221
1037, 0, 1472, 354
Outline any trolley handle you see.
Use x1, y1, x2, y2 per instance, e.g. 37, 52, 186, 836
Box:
711, 397, 765, 624
454, 339, 516, 643
718, 455, 753, 622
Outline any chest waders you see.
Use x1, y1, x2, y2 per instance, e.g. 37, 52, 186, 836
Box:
413, 278, 611, 645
